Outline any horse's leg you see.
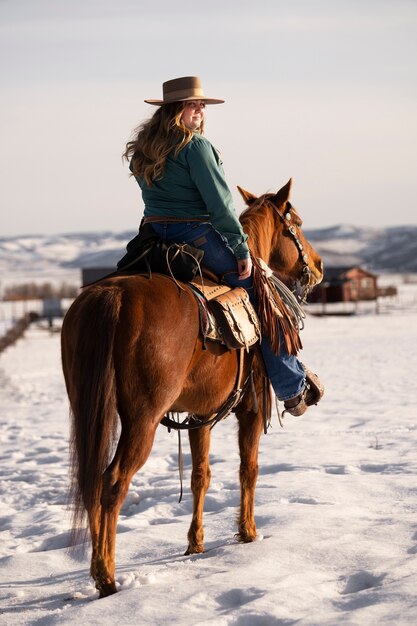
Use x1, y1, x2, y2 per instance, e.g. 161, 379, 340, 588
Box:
89, 417, 159, 597
236, 408, 264, 543
185, 427, 211, 554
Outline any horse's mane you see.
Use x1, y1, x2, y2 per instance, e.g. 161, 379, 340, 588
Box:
239, 194, 277, 259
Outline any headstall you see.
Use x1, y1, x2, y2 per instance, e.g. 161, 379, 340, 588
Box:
267, 199, 312, 292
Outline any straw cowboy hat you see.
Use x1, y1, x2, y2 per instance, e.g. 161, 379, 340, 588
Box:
145, 76, 224, 105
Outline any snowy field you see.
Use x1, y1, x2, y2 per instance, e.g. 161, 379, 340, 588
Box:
1, 297, 417, 624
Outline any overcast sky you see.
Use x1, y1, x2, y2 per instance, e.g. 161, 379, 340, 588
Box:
1, 0, 416, 236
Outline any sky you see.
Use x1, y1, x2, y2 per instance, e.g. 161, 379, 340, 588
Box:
1, 0, 416, 236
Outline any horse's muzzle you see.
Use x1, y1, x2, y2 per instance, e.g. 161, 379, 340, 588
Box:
309, 260, 324, 286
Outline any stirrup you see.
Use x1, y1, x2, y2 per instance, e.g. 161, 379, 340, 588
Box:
304, 368, 324, 406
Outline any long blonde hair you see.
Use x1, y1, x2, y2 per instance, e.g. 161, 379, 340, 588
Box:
123, 102, 204, 185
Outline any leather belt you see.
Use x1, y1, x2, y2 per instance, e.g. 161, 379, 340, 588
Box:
142, 216, 208, 224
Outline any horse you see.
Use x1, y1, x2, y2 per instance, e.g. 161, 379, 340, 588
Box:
61, 178, 323, 598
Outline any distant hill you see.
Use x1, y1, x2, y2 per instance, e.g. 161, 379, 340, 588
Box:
1, 224, 417, 277
304, 225, 417, 272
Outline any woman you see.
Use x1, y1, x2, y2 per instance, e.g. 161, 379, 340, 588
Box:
123, 76, 323, 416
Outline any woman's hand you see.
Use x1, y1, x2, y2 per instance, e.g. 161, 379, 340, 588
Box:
237, 257, 252, 280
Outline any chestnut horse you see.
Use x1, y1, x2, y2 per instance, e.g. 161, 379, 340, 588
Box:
61, 179, 323, 597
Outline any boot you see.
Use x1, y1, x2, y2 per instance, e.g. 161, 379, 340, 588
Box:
283, 368, 324, 417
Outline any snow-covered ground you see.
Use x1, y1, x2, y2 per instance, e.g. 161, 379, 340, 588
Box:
1, 298, 417, 625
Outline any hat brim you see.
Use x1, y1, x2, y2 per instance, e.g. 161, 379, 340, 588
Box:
144, 97, 225, 106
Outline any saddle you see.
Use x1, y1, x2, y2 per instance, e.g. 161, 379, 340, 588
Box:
116, 223, 204, 283
116, 225, 261, 353
113, 225, 302, 357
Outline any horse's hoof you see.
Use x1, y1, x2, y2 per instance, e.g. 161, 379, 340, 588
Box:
184, 544, 205, 555
97, 581, 118, 598
235, 530, 256, 544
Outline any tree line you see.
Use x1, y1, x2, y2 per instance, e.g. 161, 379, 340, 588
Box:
3, 282, 79, 301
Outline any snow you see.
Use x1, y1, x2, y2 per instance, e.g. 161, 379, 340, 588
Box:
0, 233, 127, 277
314, 239, 365, 254
1, 299, 417, 625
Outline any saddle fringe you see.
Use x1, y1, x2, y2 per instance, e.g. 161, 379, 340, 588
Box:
251, 256, 303, 356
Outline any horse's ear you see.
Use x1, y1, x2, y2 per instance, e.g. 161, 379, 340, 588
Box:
237, 186, 257, 206
272, 178, 292, 206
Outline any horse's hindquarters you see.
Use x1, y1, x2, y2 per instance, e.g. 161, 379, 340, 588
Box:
61, 274, 243, 596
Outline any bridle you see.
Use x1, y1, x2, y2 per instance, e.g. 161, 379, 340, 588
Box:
265, 198, 313, 298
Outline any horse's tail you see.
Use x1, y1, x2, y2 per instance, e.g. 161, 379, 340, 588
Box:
62, 284, 123, 541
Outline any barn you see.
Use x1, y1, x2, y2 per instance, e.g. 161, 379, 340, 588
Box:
81, 267, 115, 287
309, 266, 378, 304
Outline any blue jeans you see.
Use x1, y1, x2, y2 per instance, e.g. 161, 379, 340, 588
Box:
151, 222, 306, 401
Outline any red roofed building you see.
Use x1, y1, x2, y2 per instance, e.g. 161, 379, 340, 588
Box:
309, 266, 378, 303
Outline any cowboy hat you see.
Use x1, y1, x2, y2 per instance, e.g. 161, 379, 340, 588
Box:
145, 76, 224, 105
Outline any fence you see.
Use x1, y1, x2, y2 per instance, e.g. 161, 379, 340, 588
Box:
0, 312, 39, 354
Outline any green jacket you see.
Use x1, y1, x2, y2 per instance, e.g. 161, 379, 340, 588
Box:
133, 133, 250, 260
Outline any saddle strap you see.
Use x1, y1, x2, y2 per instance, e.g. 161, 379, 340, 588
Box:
162, 347, 249, 503
160, 348, 247, 432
